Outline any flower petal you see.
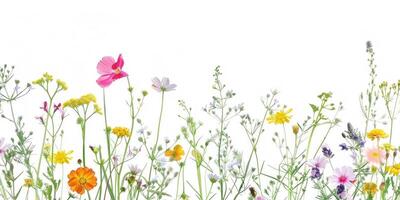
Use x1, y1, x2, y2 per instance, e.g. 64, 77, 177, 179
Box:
112, 54, 124, 70
96, 74, 115, 88
97, 56, 115, 74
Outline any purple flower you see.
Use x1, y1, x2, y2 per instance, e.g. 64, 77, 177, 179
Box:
336, 184, 346, 199
152, 77, 176, 92
256, 196, 266, 200
310, 167, 322, 180
0, 137, 10, 158
339, 143, 348, 151
322, 145, 334, 158
40, 101, 48, 113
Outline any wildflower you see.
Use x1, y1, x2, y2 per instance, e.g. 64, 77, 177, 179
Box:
96, 54, 127, 88
336, 184, 347, 199
56, 79, 68, 90
256, 196, 266, 200
165, 144, 185, 161
93, 103, 102, 115
112, 127, 130, 138
362, 182, 378, 196
322, 145, 334, 158
381, 143, 395, 152
329, 166, 356, 188
386, 164, 400, 176
152, 77, 177, 92
339, 143, 349, 151
310, 167, 322, 180
23, 178, 34, 187
43, 72, 53, 81
364, 146, 385, 166
367, 129, 388, 140
40, 101, 48, 113
292, 124, 299, 135
267, 108, 292, 124
308, 156, 328, 169
370, 166, 378, 174
63, 94, 97, 109
208, 173, 221, 183
0, 137, 10, 158
129, 165, 142, 175
50, 150, 73, 164
68, 167, 97, 195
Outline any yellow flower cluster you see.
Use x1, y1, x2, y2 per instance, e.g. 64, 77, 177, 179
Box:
50, 150, 73, 165
267, 108, 293, 125
362, 182, 378, 196
32, 72, 54, 84
112, 127, 131, 138
32, 72, 68, 91
56, 79, 68, 90
386, 164, 400, 176
381, 143, 395, 152
63, 94, 101, 114
367, 129, 388, 140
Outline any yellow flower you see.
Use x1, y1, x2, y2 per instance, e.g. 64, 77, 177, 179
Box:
43, 72, 53, 81
32, 77, 45, 85
50, 150, 73, 164
165, 144, 185, 161
23, 178, 34, 187
63, 93, 97, 109
381, 143, 395, 152
112, 127, 130, 137
362, 182, 378, 196
267, 108, 293, 125
56, 79, 68, 90
292, 124, 299, 135
93, 103, 103, 115
386, 164, 400, 176
367, 129, 388, 140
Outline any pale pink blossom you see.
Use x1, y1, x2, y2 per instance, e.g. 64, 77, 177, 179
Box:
364, 146, 385, 166
0, 137, 10, 158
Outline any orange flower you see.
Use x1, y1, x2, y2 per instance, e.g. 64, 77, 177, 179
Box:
165, 144, 185, 161
67, 167, 97, 195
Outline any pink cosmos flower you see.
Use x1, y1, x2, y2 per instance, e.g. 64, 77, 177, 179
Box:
329, 166, 356, 188
152, 77, 176, 92
96, 54, 128, 88
0, 137, 10, 158
364, 146, 385, 166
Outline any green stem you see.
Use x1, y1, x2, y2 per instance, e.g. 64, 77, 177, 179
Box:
147, 91, 165, 198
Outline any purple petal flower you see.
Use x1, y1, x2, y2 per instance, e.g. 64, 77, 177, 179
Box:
152, 77, 176, 92
322, 145, 334, 158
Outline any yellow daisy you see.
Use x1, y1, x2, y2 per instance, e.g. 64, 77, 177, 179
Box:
367, 129, 388, 140
50, 150, 73, 164
267, 108, 293, 125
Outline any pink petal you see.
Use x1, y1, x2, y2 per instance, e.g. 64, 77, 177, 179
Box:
112, 54, 124, 70
152, 77, 161, 91
113, 71, 128, 80
97, 56, 115, 74
96, 73, 115, 88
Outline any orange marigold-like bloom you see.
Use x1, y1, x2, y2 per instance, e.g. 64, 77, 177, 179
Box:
68, 167, 97, 195
165, 144, 185, 161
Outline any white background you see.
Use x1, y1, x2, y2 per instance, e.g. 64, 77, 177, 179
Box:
1, 1, 400, 199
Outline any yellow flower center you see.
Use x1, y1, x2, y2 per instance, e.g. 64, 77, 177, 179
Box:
79, 177, 87, 185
